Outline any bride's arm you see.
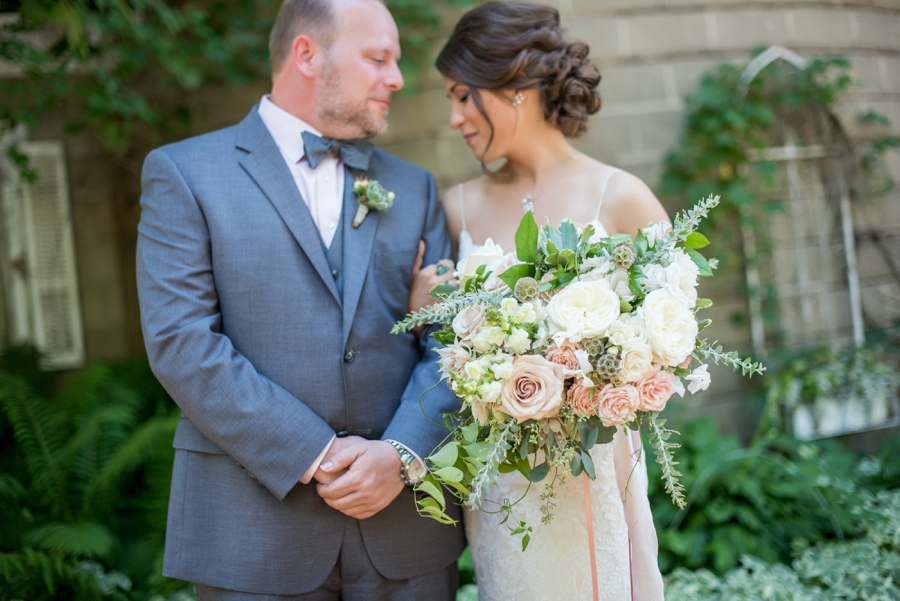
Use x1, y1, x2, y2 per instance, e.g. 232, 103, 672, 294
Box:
601, 171, 670, 236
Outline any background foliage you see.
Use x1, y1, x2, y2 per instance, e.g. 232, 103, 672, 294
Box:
0, 346, 183, 600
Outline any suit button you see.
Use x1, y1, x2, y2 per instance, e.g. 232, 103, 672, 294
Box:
343, 349, 355, 363
331, 269, 340, 280
336, 430, 349, 438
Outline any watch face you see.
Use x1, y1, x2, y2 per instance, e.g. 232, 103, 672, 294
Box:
407, 460, 424, 483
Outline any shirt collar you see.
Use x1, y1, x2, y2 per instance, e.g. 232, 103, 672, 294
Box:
257, 95, 321, 165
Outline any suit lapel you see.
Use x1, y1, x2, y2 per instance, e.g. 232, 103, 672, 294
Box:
341, 166, 379, 344
236, 110, 341, 306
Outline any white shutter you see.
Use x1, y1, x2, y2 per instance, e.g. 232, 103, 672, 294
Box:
17, 141, 85, 369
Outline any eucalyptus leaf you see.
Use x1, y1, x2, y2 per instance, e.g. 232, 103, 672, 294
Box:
571, 452, 584, 477
595, 424, 615, 444
581, 450, 596, 479
559, 220, 579, 250
530, 462, 550, 483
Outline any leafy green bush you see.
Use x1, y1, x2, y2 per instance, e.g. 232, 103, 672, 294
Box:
647, 416, 898, 574
0, 346, 186, 600
666, 490, 900, 601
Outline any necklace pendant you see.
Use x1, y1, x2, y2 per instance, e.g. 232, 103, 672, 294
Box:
522, 194, 534, 214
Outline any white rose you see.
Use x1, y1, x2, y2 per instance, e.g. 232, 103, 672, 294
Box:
471, 325, 506, 353
505, 327, 532, 355
606, 314, 644, 348
639, 289, 698, 367
455, 238, 506, 284
642, 263, 667, 292
619, 340, 654, 383
664, 250, 699, 308
452, 304, 487, 340
546, 280, 621, 344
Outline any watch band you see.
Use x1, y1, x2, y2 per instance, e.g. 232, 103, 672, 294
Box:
387, 440, 416, 486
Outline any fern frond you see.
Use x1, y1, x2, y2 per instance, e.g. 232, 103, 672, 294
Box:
23, 522, 116, 559
647, 413, 686, 509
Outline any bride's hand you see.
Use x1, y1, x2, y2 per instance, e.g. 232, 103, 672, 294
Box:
408, 240, 455, 315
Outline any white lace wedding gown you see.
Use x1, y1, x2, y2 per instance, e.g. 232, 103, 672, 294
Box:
455, 170, 664, 601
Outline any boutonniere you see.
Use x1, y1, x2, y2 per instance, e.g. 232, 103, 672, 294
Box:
352, 177, 394, 228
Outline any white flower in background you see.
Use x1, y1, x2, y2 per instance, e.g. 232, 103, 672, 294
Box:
464, 355, 492, 382
500, 298, 519, 317
506, 327, 532, 355
471, 325, 506, 353
578, 256, 613, 281
606, 268, 634, 301
454, 242, 517, 294
477, 380, 502, 404
672, 377, 685, 398
534, 323, 550, 349
685, 364, 711, 394
547, 280, 621, 344
642, 220, 671, 247
639, 288, 698, 367
642, 263, 667, 292
491, 352, 515, 380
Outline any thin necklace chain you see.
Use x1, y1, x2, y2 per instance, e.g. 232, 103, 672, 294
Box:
510, 152, 580, 214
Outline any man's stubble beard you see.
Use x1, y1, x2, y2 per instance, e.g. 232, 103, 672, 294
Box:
317, 58, 387, 139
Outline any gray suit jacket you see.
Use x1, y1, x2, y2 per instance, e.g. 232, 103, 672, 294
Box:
136, 107, 465, 594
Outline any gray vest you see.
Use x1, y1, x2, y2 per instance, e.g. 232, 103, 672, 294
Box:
324, 206, 344, 298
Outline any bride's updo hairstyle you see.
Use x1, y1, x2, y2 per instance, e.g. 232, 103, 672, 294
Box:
436, 2, 601, 146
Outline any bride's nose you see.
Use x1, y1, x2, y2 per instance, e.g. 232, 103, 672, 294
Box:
449, 103, 465, 130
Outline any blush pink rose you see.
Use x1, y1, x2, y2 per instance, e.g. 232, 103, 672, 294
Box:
546, 341, 581, 376
636, 368, 676, 412
499, 355, 565, 423
597, 384, 639, 427
567, 379, 600, 417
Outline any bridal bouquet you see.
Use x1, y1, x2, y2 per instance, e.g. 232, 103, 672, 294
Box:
393, 195, 764, 541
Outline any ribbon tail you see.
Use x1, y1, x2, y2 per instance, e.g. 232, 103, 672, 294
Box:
582, 472, 600, 601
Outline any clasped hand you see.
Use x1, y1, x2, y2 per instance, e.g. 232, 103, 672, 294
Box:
313, 436, 405, 520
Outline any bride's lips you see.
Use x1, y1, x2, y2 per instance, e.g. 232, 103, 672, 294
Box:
463, 133, 477, 146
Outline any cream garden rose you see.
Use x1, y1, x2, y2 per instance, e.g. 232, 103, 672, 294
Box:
499, 355, 565, 423
547, 280, 621, 344
639, 288, 698, 367
452, 304, 486, 341
455, 239, 518, 294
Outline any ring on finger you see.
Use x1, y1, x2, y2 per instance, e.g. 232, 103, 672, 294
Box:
436, 264, 449, 276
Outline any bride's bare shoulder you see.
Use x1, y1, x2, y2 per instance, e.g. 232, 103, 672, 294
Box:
595, 163, 669, 234
441, 176, 491, 218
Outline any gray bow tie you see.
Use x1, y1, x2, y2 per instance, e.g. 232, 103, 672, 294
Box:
301, 131, 373, 171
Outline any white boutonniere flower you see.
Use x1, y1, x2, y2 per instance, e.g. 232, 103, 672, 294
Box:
352, 177, 394, 228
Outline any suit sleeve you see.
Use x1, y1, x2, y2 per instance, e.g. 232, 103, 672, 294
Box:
381, 171, 462, 459
136, 148, 334, 501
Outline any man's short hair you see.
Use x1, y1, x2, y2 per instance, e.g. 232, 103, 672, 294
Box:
269, 0, 336, 72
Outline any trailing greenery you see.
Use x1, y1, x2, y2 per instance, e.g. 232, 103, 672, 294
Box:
658, 52, 900, 326
0, 346, 186, 600
648, 415, 900, 576
1, 0, 468, 158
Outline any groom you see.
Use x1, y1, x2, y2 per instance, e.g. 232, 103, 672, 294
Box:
136, 0, 464, 598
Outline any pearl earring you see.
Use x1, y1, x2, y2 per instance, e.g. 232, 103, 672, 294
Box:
511, 92, 524, 107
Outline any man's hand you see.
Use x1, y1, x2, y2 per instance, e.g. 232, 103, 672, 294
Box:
315, 440, 404, 519
312, 435, 366, 485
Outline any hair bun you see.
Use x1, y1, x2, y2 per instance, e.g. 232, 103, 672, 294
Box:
436, 2, 602, 139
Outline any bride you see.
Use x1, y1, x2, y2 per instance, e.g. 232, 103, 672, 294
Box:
410, 3, 666, 600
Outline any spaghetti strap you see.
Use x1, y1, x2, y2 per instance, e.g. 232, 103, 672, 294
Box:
594, 168, 622, 220
458, 183, 468, 234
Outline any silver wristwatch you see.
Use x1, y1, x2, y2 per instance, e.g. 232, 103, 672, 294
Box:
387, 440, 421, 486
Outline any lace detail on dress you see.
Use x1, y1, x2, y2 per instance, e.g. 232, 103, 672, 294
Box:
465, 442, 631, 601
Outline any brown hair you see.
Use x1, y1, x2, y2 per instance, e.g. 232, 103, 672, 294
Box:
269, 0, 336, 71
436, 2, 601, 165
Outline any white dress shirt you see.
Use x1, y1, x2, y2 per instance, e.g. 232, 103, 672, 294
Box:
258, 95, 344, 248
257, 96, 422, 486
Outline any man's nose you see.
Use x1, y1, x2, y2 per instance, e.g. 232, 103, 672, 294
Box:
384, 60, 404, 92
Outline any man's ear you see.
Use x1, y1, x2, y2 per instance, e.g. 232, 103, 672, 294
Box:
291, 35, 318, 78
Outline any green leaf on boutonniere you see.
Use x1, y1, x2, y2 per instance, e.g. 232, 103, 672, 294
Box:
498, 263, 536, 291
515, 210, 539, 262
686, 247, 714, 276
